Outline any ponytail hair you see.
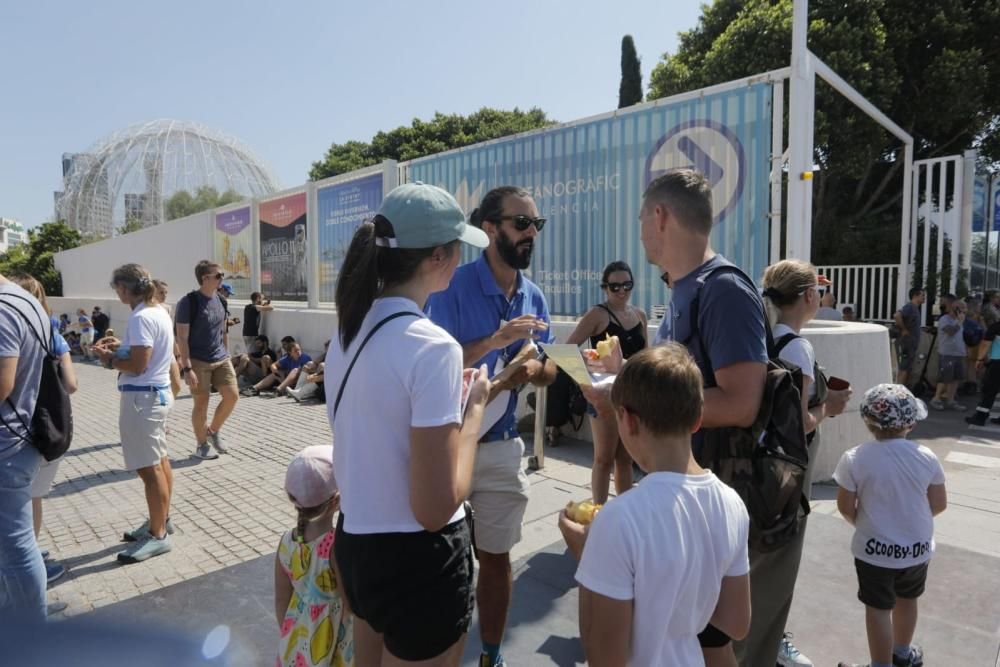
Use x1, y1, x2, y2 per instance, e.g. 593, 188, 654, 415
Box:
761, 259, 818, 328
111, 263, 157, 304
8, 273, 51, 315
335, 216, 456, 349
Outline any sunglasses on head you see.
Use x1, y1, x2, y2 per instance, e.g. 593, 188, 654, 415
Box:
602, 280, 634, 293
496, 215, 546, 232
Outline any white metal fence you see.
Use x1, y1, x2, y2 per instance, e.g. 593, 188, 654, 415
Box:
816, 264, 901, 323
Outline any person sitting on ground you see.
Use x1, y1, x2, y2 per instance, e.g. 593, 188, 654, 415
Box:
559, 344, 751, 665
834, 384, 945, 667
280, 335, 296, 354
76, 308, 95, 360
8, 273, 79, 587
234, 335, 278, 385
930, 299, 967, 411
58, 313, 70, 334
275, 445, 354, 667
842, 305, 856, 322
242, 342, 312, 396
66, 331, 82, 355
287, 340, 329, 403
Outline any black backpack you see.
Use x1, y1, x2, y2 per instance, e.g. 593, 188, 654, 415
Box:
0, 293, 74, 462
774, 332, 829, 409
685, 265, 809, 553
529, 368, 586, 430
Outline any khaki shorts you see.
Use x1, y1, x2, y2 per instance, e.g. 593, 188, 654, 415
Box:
469, 437, 530, 554
80, 330, 94, 345
190, 358, 238, 395
119, 390, 173, 471
30, 458, 62, 498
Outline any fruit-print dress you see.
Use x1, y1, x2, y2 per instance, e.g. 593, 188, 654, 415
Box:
277, 529, 354, 667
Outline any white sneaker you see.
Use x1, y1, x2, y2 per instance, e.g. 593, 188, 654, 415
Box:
777, 632, 813, 666
929, 399, 945, 411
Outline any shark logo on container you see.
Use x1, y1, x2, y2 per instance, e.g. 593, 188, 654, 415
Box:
644, 119, 746, 224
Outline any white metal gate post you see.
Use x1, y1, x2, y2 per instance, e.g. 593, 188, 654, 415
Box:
786, 0, 815, 262
960, 150, 977, 293
770, 81, 785, 263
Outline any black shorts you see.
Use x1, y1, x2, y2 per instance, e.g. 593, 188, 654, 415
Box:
855, 558, 929, 610
698, 623, 731, 647
334, 513, 475, 661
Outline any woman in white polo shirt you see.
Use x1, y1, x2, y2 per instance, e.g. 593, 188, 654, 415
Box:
93, 263, 176, 565
327, 182, 490, 666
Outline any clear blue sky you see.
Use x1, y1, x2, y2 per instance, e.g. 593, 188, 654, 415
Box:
0, 0, 704, 228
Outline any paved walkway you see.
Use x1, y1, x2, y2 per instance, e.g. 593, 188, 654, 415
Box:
39, 362, 1000, 665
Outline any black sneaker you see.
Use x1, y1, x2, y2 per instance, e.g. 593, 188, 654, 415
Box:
966, 412, 988, 426
991, 416, 1000, 425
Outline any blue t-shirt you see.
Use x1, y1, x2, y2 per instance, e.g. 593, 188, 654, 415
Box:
0, 283, 49, 459
654, 255, 768, 381
654, 255, 767, 451
427, 253, 555, 440
278, 352, 312, 373
50, 317, 70, 356
174, 291, 229, 363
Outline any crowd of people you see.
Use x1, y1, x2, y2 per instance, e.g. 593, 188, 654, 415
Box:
0, 171, 953, 667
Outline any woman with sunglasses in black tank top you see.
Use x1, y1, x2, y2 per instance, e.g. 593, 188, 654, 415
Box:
565, 261, 648, 503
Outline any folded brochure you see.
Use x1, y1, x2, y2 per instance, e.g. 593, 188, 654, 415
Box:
538, 343, 612, 387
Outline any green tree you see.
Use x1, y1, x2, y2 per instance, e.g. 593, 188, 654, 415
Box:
310, 107, 555, 180
647, 0, 1000, 265
619, 35, 643, 108
0, 221, 82, 295
163, 186, 244, 221
117, 218, 145, 235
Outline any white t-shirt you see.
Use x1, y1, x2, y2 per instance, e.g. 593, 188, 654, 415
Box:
325, 297, 465, 534
118, 302, 174, 388
773, 323, 817, 399
575, 471, 750, 666
833, 439, 945, 568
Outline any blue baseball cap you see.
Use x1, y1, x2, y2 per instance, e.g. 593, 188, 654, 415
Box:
376, 182, 488, 249
220, 283, 235, 295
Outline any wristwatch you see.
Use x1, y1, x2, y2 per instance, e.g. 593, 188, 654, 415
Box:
180, 366, 192, 374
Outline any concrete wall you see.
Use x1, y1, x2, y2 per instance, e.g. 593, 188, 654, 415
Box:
45, 298, 891, 481
54, 211, 213, 299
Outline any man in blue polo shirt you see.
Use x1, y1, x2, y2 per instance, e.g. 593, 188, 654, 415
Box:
427, 185, 557, 667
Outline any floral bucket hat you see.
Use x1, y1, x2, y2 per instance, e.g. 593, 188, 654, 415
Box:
860, 383, 928, 431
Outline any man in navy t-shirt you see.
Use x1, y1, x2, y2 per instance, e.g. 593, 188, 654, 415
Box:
427, 186, 557, 667
175, 260, 239, 460
241, 342, 311, 397
583, 170, 773, 665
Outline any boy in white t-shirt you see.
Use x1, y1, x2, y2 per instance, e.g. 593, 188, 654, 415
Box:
559, 343, 751, 666
834, 384, 947, 667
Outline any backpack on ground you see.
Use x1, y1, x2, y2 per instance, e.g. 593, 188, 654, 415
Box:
528, 368, 586, 431
0, 293, 74, 461
685, 265, 809, 553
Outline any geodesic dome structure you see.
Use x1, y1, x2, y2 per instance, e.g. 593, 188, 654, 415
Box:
58, 119, 279, 237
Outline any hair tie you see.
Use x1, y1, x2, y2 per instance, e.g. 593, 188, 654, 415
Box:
762, 287, 784, 300
374, 236, 398, 248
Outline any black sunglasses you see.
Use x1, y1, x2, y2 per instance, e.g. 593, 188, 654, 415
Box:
495, 215, 546, 232
602, 280, 634, 293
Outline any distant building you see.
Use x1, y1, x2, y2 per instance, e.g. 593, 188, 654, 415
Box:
0, 217, 27, 254
57, 152, 113, 238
